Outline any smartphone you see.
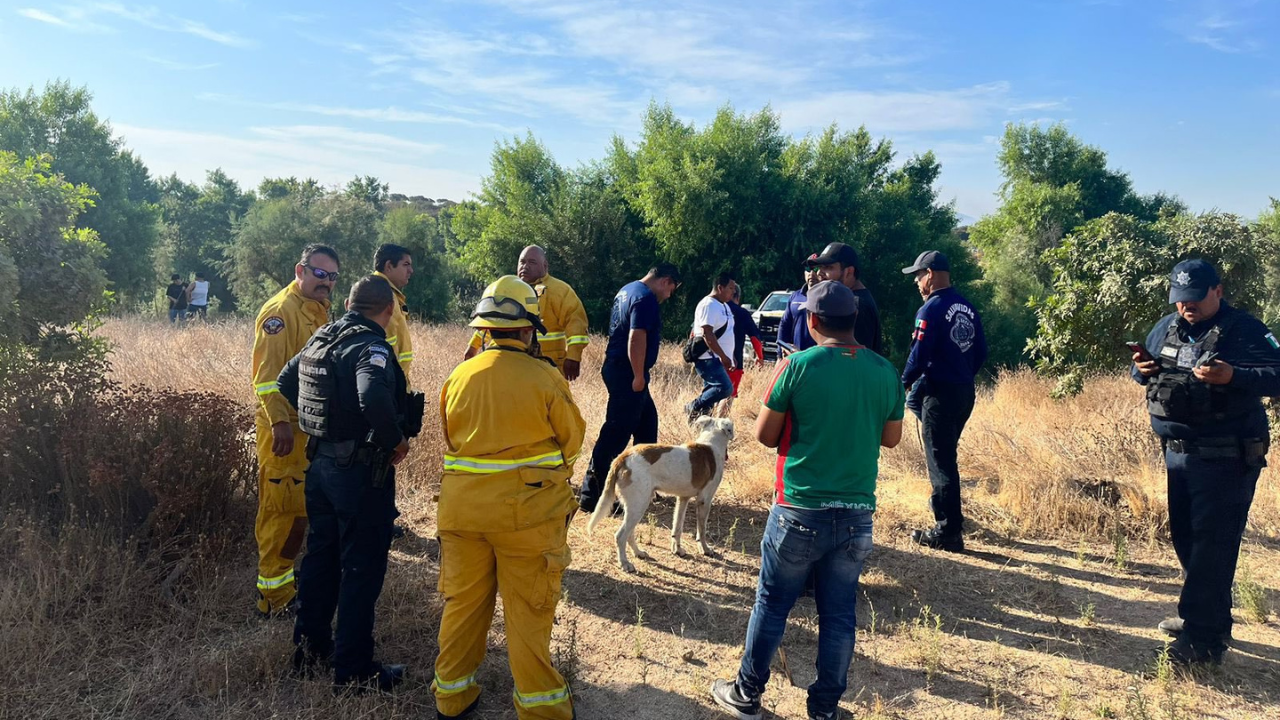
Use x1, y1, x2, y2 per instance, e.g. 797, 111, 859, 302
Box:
1126, 341, 1154, 363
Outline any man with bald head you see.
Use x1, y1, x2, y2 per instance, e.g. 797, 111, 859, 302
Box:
465, 245, 590, 380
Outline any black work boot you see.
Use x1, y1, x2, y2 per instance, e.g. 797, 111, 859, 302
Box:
1162, 637, 1225, 667
438, 696, 480, 719
910, 528, 964, 552
333, 662, 406, 696
1157, 617, 1184, 637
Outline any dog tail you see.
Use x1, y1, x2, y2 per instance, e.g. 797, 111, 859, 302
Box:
587, 454, 628, 533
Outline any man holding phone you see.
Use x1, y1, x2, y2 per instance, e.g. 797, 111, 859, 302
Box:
1131, 259, 1280, 666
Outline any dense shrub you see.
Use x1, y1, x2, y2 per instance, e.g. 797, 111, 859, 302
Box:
0, 350, 255, 558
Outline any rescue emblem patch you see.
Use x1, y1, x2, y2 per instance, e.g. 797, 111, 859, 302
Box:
950, 313, 976, 352
262, 316, 285, 335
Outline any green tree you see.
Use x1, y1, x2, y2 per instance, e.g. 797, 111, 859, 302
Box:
377, 206, 462, 322
1029, 211, 1275, 394
0, 152, 107, 346
0, 81, 159, 302
346, 175, 389, 210
450, 133, 565, 281
228, 189, 380, 311
155, 169, 253, 313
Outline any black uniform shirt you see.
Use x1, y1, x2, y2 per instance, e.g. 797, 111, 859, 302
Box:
278, 311, 407, 450
1132, 302, 1280, 440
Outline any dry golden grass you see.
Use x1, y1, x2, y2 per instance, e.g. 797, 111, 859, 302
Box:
4, 316, 1277, 719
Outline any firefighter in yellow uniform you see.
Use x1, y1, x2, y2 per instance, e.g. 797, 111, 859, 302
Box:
435, 275, 585, 720
372, 243, 415, 380
465, 245, 589, 380
250, 244, 340, 615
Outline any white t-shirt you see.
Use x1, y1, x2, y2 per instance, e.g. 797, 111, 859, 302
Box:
692, 295, 735, 362
189, 280, 210, 306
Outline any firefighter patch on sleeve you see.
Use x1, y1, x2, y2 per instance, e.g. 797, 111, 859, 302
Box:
263, 316, 285, 335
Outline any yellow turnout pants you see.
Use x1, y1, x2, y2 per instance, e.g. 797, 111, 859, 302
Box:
253, 417, 309, 614
433, 517, 574, 719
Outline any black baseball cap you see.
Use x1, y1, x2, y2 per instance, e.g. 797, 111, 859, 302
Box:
802, 281, 860, 318
902, 250, 950, 274
1168, 259, 1221, 303
805, 242, 859, 269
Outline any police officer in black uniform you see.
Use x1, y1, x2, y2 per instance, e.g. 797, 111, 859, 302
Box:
1132, 259, 1280, 666
278, 275, 417, 692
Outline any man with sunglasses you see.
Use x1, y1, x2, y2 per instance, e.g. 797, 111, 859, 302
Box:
250, 244, 341, 616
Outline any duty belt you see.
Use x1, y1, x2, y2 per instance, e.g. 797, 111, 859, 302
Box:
315, 439, 377, 464
1164, 437, 1268, 462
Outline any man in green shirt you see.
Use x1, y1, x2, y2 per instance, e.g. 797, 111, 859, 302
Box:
712, 281, 904, 720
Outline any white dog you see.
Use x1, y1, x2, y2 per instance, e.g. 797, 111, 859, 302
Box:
587, 416, 734, 573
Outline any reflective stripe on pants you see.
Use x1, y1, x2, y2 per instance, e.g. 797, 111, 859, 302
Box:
434, 518, 574, 719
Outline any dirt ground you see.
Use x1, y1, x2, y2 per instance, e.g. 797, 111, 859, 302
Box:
7, 318, 1274, 720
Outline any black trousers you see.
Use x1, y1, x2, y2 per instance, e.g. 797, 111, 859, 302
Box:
908, 380, 975, 537
1165, 447, 1259, 649
293, 455, 397, 682
579, 362, 658, 512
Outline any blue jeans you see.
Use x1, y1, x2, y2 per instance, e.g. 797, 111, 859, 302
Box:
168, 307, 185, 324
692, 357, 733, 412
737, 504, 874, 715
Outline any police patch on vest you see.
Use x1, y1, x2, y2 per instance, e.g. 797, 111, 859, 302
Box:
950, 312, 976, 352
263, 316, 285, 335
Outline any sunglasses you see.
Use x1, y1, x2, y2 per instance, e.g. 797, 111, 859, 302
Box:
302, 264, 339, 282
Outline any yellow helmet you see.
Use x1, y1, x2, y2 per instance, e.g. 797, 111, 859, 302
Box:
469, 275, 547, 333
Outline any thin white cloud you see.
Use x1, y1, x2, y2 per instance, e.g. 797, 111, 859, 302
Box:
138, 54, 219, 71
17, 8, 72, 27
15, 6, 111, 32
198, 93, 522, 132
776, 82, 1017, 134
113, 123, 477, 199
23, 2, 253, 47
1166, 0, 1264, 54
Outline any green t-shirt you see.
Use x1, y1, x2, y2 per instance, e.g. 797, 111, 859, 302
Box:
763, 343, 905, 510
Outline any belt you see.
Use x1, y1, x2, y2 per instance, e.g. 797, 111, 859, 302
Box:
315, 439, 377, 464
1165, 437, 1246, 459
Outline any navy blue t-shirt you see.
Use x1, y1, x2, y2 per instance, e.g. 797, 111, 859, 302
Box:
901, 287, 987, 389
777, 288, 815, 353
605, 280, 662, 371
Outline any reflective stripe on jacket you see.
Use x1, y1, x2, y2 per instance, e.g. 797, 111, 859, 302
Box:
252, 280, 330, 427
439, 339, 586, 532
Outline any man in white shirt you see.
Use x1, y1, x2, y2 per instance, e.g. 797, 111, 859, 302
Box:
187, 271, 211, 321
685, 272, 737, 421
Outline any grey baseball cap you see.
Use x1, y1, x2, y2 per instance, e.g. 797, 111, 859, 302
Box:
802, 281, 860, 318
902, 250, 950, 274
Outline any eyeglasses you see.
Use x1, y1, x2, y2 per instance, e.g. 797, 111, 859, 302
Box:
303, 264, 339, 282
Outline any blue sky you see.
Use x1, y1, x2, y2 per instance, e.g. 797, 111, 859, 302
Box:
1, 0, 1276, 219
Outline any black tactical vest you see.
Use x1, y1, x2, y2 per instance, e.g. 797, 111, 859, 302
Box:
297, 323, 377, 440
1146, 313, 1246, 422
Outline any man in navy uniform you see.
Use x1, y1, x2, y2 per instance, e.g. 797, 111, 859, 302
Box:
278, 275, 413, 693
1132, 258, 1280, 666
901, 251, 986, 552
777, 254, 819, 356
